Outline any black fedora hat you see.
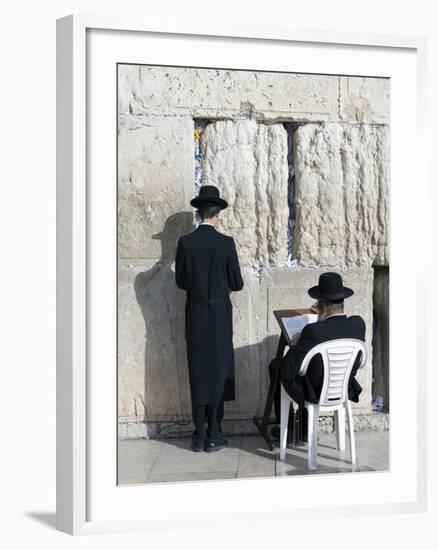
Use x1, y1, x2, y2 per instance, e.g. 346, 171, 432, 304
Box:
308, 272, 354, 301
190, 185, 228, 210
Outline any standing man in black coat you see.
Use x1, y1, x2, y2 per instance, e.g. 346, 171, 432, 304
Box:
175, 185, 244, 453
278, 272, 366, 438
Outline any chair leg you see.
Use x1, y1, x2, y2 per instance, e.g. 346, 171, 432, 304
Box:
334, 408, 346, 451
346, 401, 357, 466
307, 404, 320, 471
279, 385, 290, 461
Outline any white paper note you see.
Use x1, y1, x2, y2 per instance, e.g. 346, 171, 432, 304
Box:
281, 313, 318, 341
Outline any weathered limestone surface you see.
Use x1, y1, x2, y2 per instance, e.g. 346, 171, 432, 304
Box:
340, 77, 390, 124
119, 65, 341, 122
260, 266, 374, 414
118, 260, 191, 422
118, 115, 195, 260
293, 123, 389, 267
118, 263, 266, 423
372, 267, 390, 409
201, 120, 289, 266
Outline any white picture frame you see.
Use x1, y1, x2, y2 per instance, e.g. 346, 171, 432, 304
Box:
56, 14, 428, 535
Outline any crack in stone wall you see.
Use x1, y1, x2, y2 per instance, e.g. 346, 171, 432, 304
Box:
372, 267, 390, 410
284, 122, 305, 262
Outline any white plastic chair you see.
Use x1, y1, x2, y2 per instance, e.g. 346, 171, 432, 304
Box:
279, 338, 367, 471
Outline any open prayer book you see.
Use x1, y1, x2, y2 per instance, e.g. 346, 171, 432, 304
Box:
281, 313, 318, 342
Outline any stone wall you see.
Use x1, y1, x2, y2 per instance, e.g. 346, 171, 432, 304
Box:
117, 64, 390, 437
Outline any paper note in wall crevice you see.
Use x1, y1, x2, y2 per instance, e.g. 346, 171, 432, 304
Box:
281, 314, 318, 342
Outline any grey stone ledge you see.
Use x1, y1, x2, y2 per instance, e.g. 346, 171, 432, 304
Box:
119, 413, 389, 440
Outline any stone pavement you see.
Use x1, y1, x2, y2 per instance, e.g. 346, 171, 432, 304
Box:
118, 431, 389, 485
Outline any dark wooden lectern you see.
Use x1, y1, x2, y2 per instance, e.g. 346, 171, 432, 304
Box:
253, 308, 314, 450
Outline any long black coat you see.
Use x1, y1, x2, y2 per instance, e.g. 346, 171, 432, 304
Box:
175, 224, 244, 406
280, 315, 366, 407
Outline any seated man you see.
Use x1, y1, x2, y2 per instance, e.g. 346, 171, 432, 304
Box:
275, 272, 366, 439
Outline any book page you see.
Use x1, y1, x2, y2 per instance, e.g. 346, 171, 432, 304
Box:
281, 314, 318, 341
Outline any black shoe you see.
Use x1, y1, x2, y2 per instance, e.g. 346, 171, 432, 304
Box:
217, 429, 227, 445
191, 440, 204, 453
205, 439, 226, 453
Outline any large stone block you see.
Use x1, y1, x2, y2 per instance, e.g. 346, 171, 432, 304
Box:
340, 77, 390, 124
200, 119, 289, 266
118, 260, 191, 422
118, 115, 195, 259
293, 123, 389, 267
118, 64, 340, 121
259, 266, 374, 413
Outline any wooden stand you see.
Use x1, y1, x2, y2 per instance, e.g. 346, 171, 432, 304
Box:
253, 308, 314, 450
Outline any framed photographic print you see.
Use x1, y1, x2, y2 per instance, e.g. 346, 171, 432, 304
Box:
56, 15, 428, 535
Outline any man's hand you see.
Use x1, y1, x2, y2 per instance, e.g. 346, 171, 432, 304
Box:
310, 302, 319, 314
290, 332, 301, 346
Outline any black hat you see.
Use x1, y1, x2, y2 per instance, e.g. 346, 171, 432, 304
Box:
308, 272, 354, 301
190, 185, 228, 210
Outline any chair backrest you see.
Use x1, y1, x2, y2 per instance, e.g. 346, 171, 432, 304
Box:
298, 339, 367, 407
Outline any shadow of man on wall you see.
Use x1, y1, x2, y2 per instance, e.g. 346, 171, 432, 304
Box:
134, 212, 195, 431
136, 331, 281, 444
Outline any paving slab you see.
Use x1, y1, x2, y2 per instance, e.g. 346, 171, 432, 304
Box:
117, 439, 164, 485
236, 435, 276, 479
353, 431, 390, 471
275, 431, 389, 476
147, 436, 241, 477
117, 431, 389, 485
147, 471, 237, 483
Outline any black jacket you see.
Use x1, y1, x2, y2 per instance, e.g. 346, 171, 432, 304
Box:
175, 224, 244, 406
280, 314, 366, 407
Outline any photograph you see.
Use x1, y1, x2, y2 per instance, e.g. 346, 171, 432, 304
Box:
116, 63, 390, 484
1, 0, 432, 543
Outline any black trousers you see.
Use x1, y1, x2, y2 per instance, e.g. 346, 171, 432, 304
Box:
192, 400, 224, 444
268, 358, 308, 440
